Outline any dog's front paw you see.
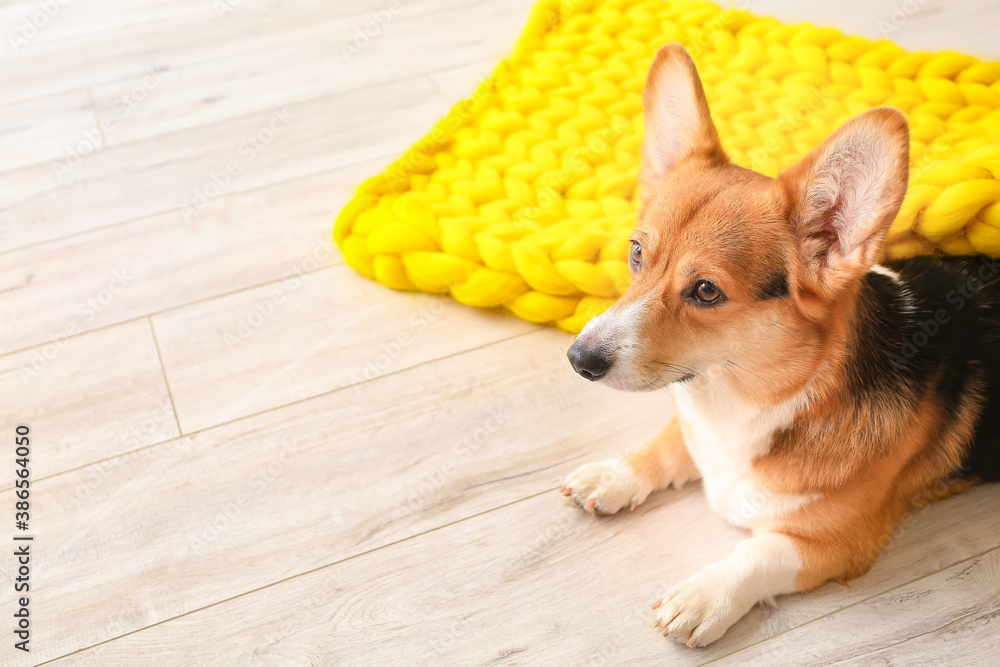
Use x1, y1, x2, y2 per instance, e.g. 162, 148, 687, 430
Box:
559, 457, 652, 515
653, 564, 752, 647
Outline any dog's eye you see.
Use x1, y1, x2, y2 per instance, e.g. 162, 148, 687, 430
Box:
693, 280, 722, 304
629, 241, 642, 269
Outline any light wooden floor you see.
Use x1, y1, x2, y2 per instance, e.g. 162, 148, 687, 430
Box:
1, 0, 999, 664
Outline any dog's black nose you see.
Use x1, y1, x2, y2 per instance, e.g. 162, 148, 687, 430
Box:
567, 341, 610, 381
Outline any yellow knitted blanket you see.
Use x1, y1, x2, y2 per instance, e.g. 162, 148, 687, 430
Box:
334, 0, 1000, 332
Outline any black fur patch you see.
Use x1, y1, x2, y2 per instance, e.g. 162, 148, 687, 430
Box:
852, 257, 1000, 482
755, 270, 788, 300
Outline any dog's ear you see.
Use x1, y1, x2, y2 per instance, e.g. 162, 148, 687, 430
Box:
640, 43, 727, 194
779, 107, 909, 299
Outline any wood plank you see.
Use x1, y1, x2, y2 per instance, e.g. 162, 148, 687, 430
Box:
0, 156, 390, 356
0, 0, 472, 107
835, 604, 1000, 667
0, 89, 97, 174
428, 58, 506, 104
0, 319, 178, 484
713, 548, 1000, 666
5, 0, 998, 113
150, 264, 538, 432
89, 0, 535, 145
0, 75, 448, 251
749, 0, 1000, 57
0, 0, 210, 49
0, 328, 671, 662
49, 483, 1000, 665
68, 0, 1000, 152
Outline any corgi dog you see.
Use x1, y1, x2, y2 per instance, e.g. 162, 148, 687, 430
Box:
560, 43, 1000, 648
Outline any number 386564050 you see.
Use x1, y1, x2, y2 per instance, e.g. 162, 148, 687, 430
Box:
15, 425, 30, 519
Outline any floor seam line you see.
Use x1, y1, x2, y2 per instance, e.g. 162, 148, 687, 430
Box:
0, 260, 346, 361
0, 327, 546, 492
697, 544, 1000, 666
147, 316, 184, 437
36, 486, 557, 664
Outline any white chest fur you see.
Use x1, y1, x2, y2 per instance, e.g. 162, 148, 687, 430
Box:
671, 381, 815, 529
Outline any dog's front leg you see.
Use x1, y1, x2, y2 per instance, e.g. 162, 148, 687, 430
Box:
654, 531, 809, 647
560, 418, 700, 514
